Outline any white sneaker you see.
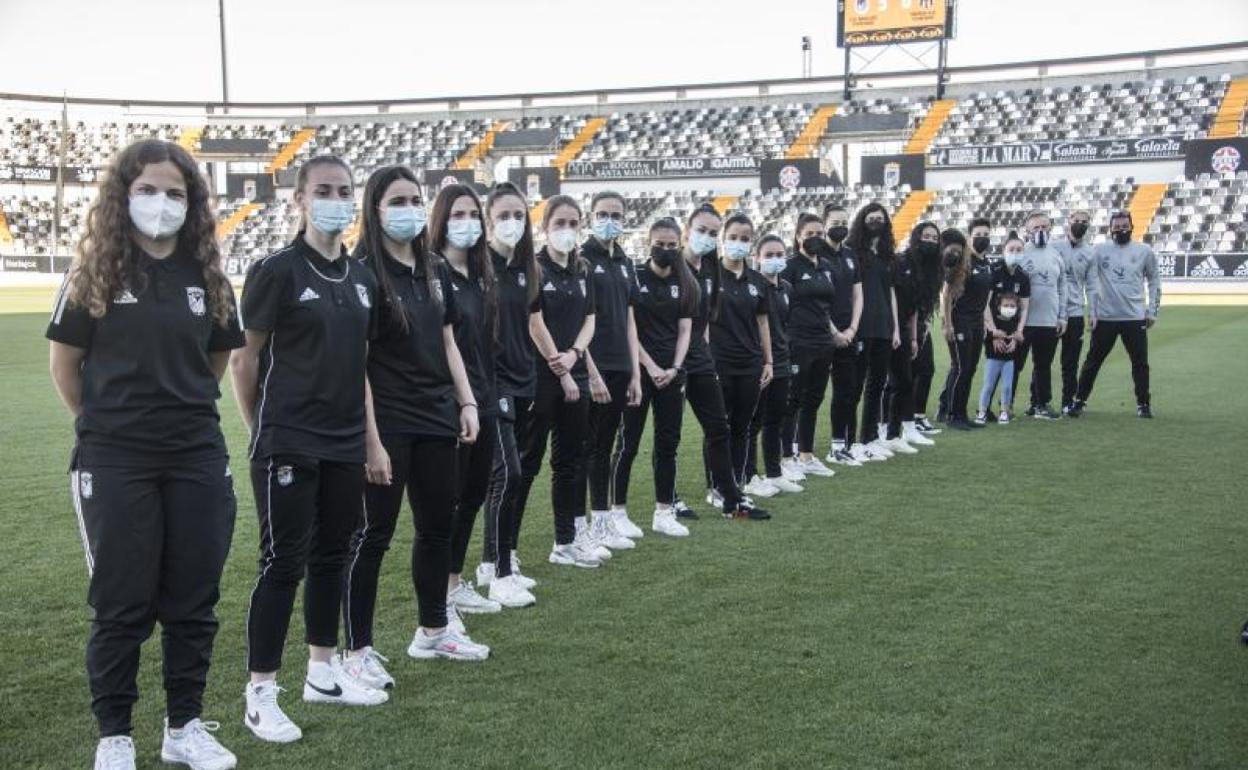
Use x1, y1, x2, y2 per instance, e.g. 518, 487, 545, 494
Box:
343, 647, 394, 690
902, 423, 935, 446
475, 562, 495, 588
574, 519, 612, 560
161, 718, 236, 770
866, 439, 894, 459
743, 475, 780, 497
884, 437, 918, 455
243, 681, 302, 743
798, 457, 836, 477
303, 657, 388, 705
705, 488, 725, 508
407, 627, 490, 661
94, 736, 136, 770
489, 574, 537, 608
592, 511, 636, 550
548, 542, 602, 568
767, 475, 803, 493
612, 508, 644, 539
851, 443, 884, 463
827, 448, 862, 467
652, 508, 690, 537
448, 580, 501, 615
445, 601, 466, 635
510, 551, 538, 589
780, 457, 807, 482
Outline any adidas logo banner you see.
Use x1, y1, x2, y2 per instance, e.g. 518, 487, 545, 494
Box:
1189, 256, 1225, 278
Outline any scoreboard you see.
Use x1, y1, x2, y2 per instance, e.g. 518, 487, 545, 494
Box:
837, 0, 955, 47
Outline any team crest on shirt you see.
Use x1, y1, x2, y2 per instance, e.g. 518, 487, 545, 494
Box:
578, 278, 587, 296
845, 259, 854, 271
433, 280, 444, 303
185, 287, 206, 317
747, 284, 759, 297
704, 279, 713, 293
619, 265, 628, 278
499, 397, 510, 414
670, 285, 679, 298
823, 270, 832, 282
354, 284, 372, 308
517, 273, 526, 288
113, 289, 138, 304
79, 471, 93, 499
277, 466, 294, 487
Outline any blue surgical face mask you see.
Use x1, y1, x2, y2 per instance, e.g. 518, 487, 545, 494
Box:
447, 219, 482, 249
689, 231, 717, 257
759, 256, 786, 275
593, 218, 623, 241
309, 198, 355, 235
722, 240, 751, 261
381, 205, 426, 242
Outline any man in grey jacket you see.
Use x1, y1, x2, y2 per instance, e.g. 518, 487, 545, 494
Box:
1012, 211, 1067, 419
1052, 209, 1094, 414
1071, 211, 1161, 418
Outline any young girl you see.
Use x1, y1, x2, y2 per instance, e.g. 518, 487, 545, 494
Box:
475, 182, 541, 607
343, 167, 486, 684
977, 291, 1021, 425
581, 191, 643, 548
48, 139, 242, 770
682, 203, 769, 520
710, 214, 773, 501
514, 195, 605, 567
745, 234, 803, 495
432, 184, 504, 618
779, 212, 838, 477
232, 155, 385, 744
611, 218, 697, 536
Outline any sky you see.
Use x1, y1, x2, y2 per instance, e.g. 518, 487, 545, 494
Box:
1, 0, 1246, 103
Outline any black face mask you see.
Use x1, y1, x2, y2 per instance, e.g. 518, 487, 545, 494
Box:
802, 237, 828, 258
943, 249, 963, 268
919, 241, 940, 259
1070, 222, 1088, 240
827, 225, 848, 244
1112, 230, 1132, 246
972, 236, 991, 255
865, 220, 886, 235
651, 246, 680, 269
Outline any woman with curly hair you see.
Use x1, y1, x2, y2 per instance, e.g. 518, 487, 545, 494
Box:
47, 138, 243, 770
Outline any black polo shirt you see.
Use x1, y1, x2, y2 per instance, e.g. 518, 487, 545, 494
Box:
763, 278, 793, 378
950, 255, 993, 332
780, 252, 836, 354
990, 264, 1031, 317
684, 252, 720, 376
537, 249, 595, 385
857, 252, 895, 340
445, 257, 498, 418
46, 250, 244, 465
492, 247, 540, 407
364, 251, 460, 439
710, 264, 770, 376
893, 253, 920, 333
582, 237, 636, 375
633, 262, 691, 370
241, 234, 379, 463
827, 245, 861, 332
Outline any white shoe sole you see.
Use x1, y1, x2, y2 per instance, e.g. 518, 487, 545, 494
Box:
652, 525, 690, 537
162, 748, 238, 769
451, 601, 501, 615
490, 591, 536, 608
302, 684, 388, 706
548, 552, 601, 568
243, 721, 302, 744
406, 642, 490, 662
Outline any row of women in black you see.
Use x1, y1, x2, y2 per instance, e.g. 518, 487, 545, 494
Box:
49, 140, 974, 767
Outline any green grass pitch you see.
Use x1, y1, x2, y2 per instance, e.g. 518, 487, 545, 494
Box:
2, 307, 1247, 768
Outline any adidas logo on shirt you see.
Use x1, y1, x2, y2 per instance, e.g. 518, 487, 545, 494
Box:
112, 289, 138, 304
1190, 256, 1225, 278
594, 264, 605, 274
542, 281, 556, 292
639, 285, 650, 293
299, 287, 320, 302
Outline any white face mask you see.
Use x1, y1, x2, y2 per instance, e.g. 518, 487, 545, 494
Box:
494, 218, 525, 248
999, 304, 1018, 320
547, 226, 579, 254
129, 192, 187, 240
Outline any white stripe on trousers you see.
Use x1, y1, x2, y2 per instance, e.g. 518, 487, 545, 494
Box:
343, 487, 371, 652
244, 459, 276, 671
69, 470, 95, 576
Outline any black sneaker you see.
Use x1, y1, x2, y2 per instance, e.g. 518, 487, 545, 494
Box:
672, 497, 700, 520
983, 409, 998, 423
935, 407, 948, 424
914, 416, 940, 434
1025, 405, 1037, 417
1137, 404, 1153, 419
946, 418, 975, 431
1067, 400, 1086, 418
1240, 619, 1248, 645
1033, 404, 1059, 420
731, 501, 771, 520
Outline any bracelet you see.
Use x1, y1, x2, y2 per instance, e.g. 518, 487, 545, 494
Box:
459, 403, 478, 411
764, 360, 773, 366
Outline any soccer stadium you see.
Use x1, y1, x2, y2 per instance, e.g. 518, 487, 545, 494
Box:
2, 1, 1248, 767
